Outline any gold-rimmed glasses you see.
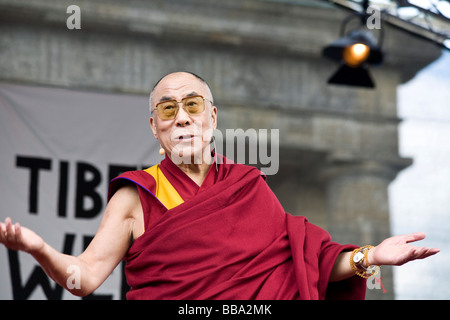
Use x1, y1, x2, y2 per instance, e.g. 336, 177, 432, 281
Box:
152, 95, 212, 120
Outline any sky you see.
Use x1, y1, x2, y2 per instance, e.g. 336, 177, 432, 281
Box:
389, 49, 450, 299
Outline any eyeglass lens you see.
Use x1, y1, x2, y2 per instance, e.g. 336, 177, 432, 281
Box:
156, 96, 205, 120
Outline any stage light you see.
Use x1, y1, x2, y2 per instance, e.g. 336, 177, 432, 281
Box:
343, 43, 370, 67
323, 29, 383, 88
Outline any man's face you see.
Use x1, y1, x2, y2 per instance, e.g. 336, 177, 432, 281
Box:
149, 72, 217, 164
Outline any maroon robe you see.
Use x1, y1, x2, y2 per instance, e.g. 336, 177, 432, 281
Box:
108, 154, 366, 300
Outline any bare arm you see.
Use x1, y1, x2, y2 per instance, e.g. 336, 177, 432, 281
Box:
0, 184, 142, 297
329, 232, 440, 282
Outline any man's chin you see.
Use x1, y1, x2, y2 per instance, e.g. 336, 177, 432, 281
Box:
169, 146, 209, 165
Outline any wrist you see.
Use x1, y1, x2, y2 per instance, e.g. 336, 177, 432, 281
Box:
350, 245, 380, 279
28, 241, 49, 258
365, 246, 375, 267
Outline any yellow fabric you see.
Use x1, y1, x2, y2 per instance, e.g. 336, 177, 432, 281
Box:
144, 164, 184, 210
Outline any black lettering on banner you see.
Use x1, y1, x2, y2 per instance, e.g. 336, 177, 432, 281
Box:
75, 162, 102, 219
108, 164, 137, 184
58, 160, 69, 217
120, 260, 129, 300
8, 234, 75, 300
16, 156, 52, 214
108, 164, 137, 195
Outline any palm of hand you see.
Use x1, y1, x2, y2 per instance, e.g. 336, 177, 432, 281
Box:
370, 232, 439, 266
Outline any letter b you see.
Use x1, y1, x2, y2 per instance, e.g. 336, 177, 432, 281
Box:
75, 162, 103, 219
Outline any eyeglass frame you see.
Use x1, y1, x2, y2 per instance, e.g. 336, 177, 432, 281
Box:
151, 95, 214, 120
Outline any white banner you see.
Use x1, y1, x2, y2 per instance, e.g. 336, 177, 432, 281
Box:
0, 83, 161, 299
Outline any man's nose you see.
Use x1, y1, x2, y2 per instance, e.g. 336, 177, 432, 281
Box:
175, 103, 192, 127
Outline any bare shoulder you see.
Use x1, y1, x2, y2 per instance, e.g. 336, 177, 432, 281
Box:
107, 182, 140, 213
105, 182, 144, 239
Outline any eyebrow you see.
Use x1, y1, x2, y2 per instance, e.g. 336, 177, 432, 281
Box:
158, 92, 200, 103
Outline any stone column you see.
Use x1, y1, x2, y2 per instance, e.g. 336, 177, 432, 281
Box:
322, 161, 401, 299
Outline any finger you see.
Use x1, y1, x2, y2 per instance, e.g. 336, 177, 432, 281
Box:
0, 222, 6, 241
5, 218, 15, 241
418, 247, 440, 259
14, 223, 21, 242
5, 217, 12, 229
404, 232, 426, 243
413, 246, 429, 257
408, 246, 439, 262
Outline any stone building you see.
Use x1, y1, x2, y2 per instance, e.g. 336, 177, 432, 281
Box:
0, 0, 441, 299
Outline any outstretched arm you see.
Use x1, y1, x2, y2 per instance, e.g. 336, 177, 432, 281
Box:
0, 184, 142, 297
330, 232, 440, 282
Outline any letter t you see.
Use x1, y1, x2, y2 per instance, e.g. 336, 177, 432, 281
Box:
16, 156, 52, 214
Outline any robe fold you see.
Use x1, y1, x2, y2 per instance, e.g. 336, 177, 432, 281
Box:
108, 154, 366, 300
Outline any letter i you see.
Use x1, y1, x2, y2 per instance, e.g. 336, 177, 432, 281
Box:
58, 161, 69, 217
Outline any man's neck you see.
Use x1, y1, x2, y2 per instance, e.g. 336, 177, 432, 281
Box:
169, 151, 213, 187
177, 162, 212, 187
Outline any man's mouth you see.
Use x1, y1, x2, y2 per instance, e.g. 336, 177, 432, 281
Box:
177, 134, 195, 141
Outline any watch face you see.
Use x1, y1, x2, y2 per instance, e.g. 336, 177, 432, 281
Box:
353, 252, 364, 263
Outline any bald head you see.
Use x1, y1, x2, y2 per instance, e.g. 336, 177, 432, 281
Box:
149, 72, 214, 114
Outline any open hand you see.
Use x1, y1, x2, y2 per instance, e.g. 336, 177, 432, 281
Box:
0, 217, 45, 254
368, 232, 440, 266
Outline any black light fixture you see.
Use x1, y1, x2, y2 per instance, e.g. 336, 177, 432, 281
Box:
323, 25, 383, 88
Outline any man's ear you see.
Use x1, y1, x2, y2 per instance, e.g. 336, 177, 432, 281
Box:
211, 106, 218, 130
149, 116, 158, 139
